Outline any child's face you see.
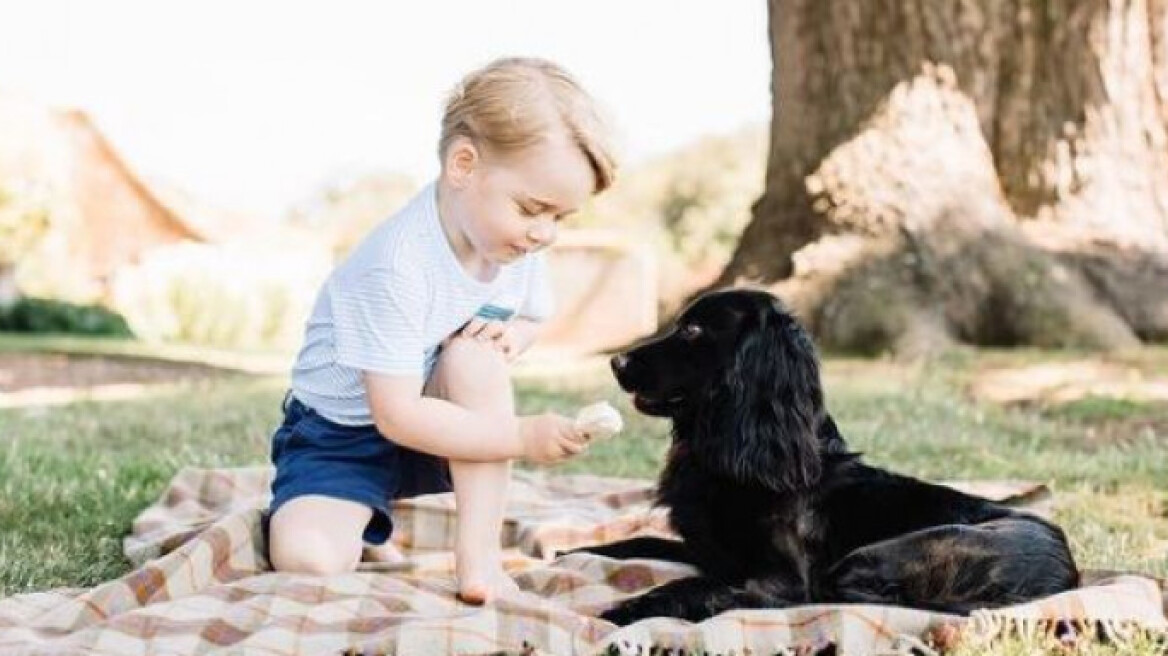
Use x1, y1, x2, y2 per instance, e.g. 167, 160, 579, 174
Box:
453, 133, 594, 264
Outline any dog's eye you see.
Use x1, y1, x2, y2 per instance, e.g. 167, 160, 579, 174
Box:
679, 324, 703, 340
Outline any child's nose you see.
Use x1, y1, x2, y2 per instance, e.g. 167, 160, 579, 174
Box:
526, 218, 557, 245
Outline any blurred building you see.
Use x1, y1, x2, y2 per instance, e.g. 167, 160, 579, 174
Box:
0, 93, 268, 299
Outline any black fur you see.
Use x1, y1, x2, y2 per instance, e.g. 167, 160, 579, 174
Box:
586, 289, 1079, 625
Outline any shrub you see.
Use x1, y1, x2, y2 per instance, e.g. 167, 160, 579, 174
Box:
582, 124, 766, 269
0, 297, 132, 336
110, 241, 330, 349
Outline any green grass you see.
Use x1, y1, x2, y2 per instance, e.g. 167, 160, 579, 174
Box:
946, 627, 1167, 655
1, 342, 1166, 653
0, 332, 293, 374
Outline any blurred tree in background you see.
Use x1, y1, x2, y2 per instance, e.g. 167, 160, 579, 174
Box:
621, 127, 765, 268
0, 179, 51, 305
288, 171, 417, 260
721, 0, 1168, 355
581, 124, 767, 314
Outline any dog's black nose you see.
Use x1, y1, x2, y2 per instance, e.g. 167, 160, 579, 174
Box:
610, 353, 630, 375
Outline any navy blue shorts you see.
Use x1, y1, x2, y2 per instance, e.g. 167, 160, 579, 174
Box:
267, 393, 452, 544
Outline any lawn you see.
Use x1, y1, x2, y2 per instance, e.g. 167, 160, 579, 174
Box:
1, 338, 1165, 652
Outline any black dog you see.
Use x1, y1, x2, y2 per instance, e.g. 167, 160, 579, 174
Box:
583, 289, 1079, 625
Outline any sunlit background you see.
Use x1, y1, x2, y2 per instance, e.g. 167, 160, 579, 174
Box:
0, 0, 769, 220
0, 0, 772, 351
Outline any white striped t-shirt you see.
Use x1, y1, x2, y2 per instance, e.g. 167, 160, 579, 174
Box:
289, 182, 554, 426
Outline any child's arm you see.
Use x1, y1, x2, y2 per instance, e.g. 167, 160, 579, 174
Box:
364, 371, 582, 463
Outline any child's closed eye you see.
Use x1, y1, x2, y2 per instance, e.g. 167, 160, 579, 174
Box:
516, 201, 541, 217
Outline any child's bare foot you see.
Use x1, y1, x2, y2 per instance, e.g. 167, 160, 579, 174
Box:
358, 541, 414, 571
456, 553, 520, 605
457, 570, 520, 605
362, 541, 406, 564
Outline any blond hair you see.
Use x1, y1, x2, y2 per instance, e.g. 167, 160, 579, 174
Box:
439, 57, 618, 193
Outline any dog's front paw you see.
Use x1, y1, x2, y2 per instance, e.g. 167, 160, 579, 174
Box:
600, 591, 681, 626
600, 600, 651, 626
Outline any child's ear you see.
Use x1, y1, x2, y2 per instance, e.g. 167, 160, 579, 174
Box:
445, 137, 480, 188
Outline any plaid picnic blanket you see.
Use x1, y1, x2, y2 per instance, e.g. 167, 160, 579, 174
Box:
0, 467, 1163, 655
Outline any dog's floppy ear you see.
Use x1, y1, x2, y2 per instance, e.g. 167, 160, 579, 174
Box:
698, 300, 824, 493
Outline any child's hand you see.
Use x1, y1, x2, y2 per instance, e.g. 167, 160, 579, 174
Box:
517, 413, 589, 464
459, 317, 519, 361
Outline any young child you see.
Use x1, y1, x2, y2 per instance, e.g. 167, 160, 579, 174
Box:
265, 57, 618, 605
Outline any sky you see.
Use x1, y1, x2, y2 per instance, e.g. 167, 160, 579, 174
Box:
0, 1, 770, 220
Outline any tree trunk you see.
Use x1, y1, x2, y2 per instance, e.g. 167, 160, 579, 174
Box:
0, 262, 18, 307
719, 0, 1168, 354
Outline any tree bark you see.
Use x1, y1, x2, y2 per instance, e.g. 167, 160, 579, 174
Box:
719, 0, 1168, 353
0, 263, 18, 307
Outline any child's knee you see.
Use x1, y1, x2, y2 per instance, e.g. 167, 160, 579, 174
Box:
269, 528, 361, 575
429, 337, 512, 404
441, 335, 509, 373
267, 499, 366, 575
